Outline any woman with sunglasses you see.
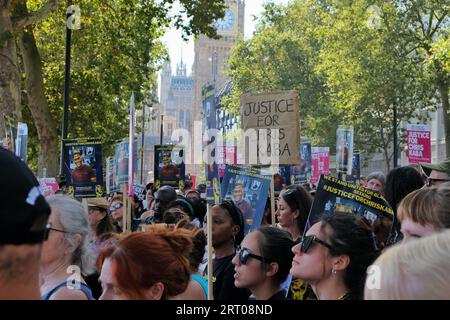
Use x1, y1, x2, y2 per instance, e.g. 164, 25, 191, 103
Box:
290, 212, 378, 300
40, 195, 95, 300
109, 196, 125, 232
232, 226, 294, 300
207, 200, 251, 300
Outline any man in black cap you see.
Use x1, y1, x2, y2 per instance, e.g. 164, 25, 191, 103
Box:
0, 148, 51, 299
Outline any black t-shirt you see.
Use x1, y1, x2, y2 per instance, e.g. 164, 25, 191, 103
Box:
211, 254, 251, 300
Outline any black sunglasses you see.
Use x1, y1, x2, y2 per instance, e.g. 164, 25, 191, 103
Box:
43, 223, 69, 240
236, 246, 266, 265
299, 235, 333, 254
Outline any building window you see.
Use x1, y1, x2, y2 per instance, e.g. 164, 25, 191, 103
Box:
178, 110, 184, 128
186, 110, 191, 127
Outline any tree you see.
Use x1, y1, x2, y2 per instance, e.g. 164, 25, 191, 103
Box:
1, 0, 226, 176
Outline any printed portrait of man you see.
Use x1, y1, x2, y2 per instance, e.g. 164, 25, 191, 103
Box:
71, 150, 96, 184
232, 182, 254, 225
159, 152, 180, 179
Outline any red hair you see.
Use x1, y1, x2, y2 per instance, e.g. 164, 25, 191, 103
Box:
97, 225, 193, 300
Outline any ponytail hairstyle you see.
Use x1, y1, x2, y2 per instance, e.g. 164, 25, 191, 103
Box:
282, 185, 313, 234
255, 226, 294, 284
320, 212, 379, 299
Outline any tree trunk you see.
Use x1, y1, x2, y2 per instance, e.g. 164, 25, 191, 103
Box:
19, 26, 59, 177
437, 80, 450, 159
0, 3, 21, 139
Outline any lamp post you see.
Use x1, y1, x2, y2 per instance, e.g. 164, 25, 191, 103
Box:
59, 1, 73, 176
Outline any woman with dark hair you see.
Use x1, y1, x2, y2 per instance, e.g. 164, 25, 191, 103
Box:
290, 212, 379, 300
276, 185, 313, 241
232, 226, 294, 300
97, 224, 194, 300
384, 166, 424, 244
207, 200, 250, 300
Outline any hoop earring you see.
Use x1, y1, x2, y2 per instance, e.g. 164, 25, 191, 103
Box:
332, 269, 337, 275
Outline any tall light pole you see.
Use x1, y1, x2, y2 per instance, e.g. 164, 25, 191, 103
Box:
59, 1, 73, 177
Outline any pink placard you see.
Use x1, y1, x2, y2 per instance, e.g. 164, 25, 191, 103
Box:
38, 178, 59, 197
311, 147, 330, 185
407, 124, 431, 164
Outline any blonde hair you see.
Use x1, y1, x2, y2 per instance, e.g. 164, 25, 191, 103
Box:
397, 187, 450, 229
365, 230, 450, 300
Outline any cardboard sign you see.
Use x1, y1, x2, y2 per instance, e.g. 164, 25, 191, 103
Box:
63, 138, 103, 198
154, 145, 185, 189
407, 124, 431, 163
306, 175, 394, 233
311, 147, 330, 185
38, 178, 59, 197
221, 165, 271, 234
240, 91, 300, 165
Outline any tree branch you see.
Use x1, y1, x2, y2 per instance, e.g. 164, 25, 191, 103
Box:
426, 10, 434, 37
13, 0, 59, 31
429, 14, 446, 39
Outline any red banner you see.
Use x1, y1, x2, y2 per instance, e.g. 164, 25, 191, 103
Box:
407, 124, 431, 164
311, 147, 330, 185
38, 178, 59, 197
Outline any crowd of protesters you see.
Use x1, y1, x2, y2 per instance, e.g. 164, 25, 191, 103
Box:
1, 147, 450, 300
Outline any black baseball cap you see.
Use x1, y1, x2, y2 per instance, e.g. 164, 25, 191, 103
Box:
0, 148, 51, 244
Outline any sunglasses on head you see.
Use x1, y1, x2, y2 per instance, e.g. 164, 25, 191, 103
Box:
299, 235, 333, 254
109, 202, 123, 211
236, 246, 266, 265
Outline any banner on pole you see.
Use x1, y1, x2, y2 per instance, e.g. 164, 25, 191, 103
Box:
106, 156, 116, 194
336, 125, 354, 175
221, 165, 271, 234
407, 124, 431, 164
240, 91, 300, 165
63, 138, 103, 198
291, 138, 312, 185
311, 147, 330, 185
154, 145, 185, 189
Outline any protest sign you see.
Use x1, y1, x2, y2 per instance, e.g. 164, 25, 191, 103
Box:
114, 140, 138, 191
261, 166, 291, 194
306, 175, 394, 237
221, 165, 271, 234
133, 184, 146, 202
38, 178, 59, 197
240, 91, 300, 165
63, 138, 103, 198
407, 124, 431, 163
291, 139, 312, 184
311, 147, 330, 185
2, 115, 17, 153
336, 125, 354, 175
16, 122, 28, 163
106, 156, 116, 194
154, 145, 185, 189
203, 83, 216, 130
346, 151, 361, 184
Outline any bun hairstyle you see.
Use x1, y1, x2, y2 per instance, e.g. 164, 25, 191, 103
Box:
320, 212, 379, 299
282, 185, 313, 233
219, 200, 245, 246
97, 224, 194, 300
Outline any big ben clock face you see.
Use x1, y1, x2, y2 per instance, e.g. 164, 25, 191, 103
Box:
214, 8, 236, 33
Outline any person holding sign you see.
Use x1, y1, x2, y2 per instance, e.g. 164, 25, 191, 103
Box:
232, 226, 294, 300
290, 213, 379, 300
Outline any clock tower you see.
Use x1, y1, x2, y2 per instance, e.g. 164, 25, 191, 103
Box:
192, 0, 245, 123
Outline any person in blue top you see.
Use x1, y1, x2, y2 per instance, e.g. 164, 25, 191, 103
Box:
40, 195, 95, 300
